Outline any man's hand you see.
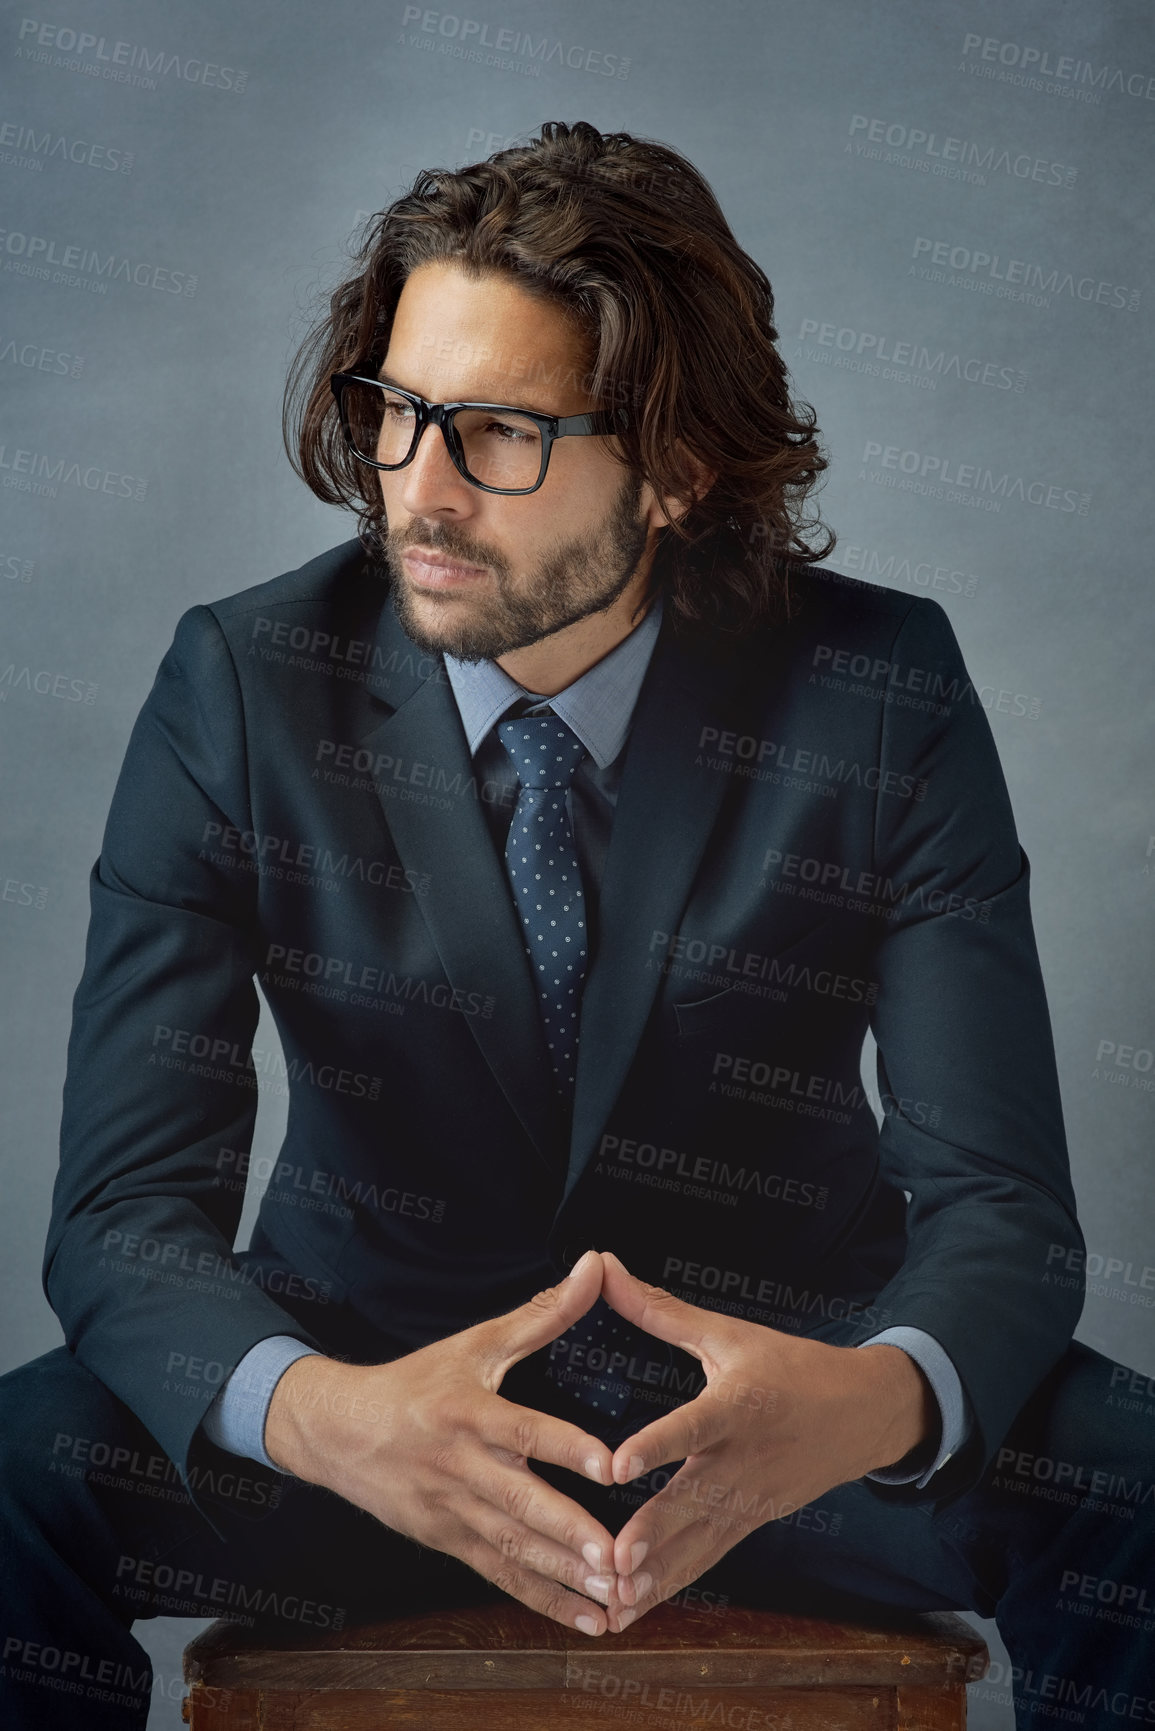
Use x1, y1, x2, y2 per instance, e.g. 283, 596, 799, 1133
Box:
596, 1251, 936, 1633
263, 1249, 619, 1634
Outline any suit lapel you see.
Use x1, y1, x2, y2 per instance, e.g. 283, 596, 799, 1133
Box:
354, 594, 567, 1172
562, 607, 751, 1204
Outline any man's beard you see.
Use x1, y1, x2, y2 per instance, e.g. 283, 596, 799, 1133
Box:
381, 470, 652, 661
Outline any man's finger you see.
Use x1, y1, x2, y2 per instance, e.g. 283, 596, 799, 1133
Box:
447, 1520, 610, 1637
599, 1249, 728, 1360
607, 1544, 716, 1629
610, 1460, 754, 1598
483, 1249, 606, 1381
471, 1436, 618, 1575
609, 1392, 729, 1486
456, 1486, 617, 1607
487, 1394, 614, 1488
610, 1459, 740, 1581
607, 1453, 777, 1623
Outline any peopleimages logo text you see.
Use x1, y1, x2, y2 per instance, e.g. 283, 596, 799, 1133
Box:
911, 238, 1139, 310
797, 319, 1024, 391
0, 228, 195, 294
16, 19, 248, 91
0, 122, 133, 173
861, 441, 1089, 513
848, 115, 1076, 186
961, 34, 1155, 101
399, 8, 630, 77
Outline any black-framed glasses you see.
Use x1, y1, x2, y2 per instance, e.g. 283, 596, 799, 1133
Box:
330, 369, 626, 495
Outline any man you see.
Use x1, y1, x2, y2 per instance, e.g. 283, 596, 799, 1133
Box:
2, 121, 1150, 1729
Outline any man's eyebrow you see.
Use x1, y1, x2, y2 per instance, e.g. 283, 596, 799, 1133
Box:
374, 367, 552, 415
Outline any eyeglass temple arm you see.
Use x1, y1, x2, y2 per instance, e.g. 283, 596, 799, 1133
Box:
553, 407, 629, 436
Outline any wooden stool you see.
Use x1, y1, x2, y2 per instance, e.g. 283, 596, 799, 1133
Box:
182, 1599, 989, 1728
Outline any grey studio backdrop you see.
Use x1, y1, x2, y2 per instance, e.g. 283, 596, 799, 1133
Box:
1, 0, 1152, 1723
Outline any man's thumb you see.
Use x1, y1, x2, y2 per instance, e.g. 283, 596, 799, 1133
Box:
493, 1248, 603, 1372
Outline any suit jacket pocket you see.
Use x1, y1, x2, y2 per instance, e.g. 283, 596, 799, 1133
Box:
667, 916, 833, 1042
673, 984, 741, 1038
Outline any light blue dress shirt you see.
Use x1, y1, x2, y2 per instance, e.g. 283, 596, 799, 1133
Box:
203, 590, 970, 1486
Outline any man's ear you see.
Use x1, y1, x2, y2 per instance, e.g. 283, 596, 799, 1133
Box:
643, 449, 718, 531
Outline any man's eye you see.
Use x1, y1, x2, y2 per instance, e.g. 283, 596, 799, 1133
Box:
483, 419, 536, 443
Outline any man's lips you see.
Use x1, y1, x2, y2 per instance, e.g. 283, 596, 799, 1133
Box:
402, 548, 488, 587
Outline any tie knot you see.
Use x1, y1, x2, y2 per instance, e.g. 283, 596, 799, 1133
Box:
496, 712, 586, 791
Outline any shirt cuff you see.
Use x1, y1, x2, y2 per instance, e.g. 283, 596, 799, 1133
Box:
856, 1325, 970, 1489
200, 1335, 321, 1469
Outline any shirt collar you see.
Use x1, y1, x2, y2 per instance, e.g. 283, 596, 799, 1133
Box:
442, 590, 664, 768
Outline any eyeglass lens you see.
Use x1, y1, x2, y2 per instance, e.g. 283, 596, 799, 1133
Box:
340, 381, 545, 490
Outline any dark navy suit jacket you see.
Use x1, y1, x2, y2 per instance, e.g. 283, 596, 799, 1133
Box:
44, 536, 1085, 1525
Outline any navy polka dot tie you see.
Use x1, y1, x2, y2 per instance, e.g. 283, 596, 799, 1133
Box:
542, 1293, 637, 1421
496, 711, 588, 1100
497, 707, 645, 1424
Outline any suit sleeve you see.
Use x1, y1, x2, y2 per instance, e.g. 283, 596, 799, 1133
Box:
860, 595, 1084, 1503
42, 604, 326, 1525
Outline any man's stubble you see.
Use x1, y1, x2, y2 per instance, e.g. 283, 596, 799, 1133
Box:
381, 469, 653, 661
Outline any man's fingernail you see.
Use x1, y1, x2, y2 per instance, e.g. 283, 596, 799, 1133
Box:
575, 1614, 600, 1637
616, 1608, 637, 1631
629, 1541, 648, 1572
584, 1574, 614, 1601
632, 1571, 653, 1599
582, 1540, 606, 1571
626, 1456, 645, 1482
568, 1250, 591, 1279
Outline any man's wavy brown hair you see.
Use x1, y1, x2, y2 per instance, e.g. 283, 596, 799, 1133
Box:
283, 120, 835, 635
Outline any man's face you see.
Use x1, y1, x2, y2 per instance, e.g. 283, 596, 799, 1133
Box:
375, 261, 655, 662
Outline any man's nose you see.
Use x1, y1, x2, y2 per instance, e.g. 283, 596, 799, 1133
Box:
396, 421, 476, 518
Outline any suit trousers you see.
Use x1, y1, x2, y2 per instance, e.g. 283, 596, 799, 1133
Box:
1, 1336, 1152, 1731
